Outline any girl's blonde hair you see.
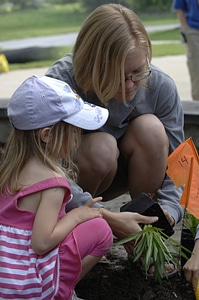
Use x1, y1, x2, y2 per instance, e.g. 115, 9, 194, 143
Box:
73, 3, 152, 104
0, 121, 81, 194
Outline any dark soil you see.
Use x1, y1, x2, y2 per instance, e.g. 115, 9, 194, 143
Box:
76, 245, 195, 300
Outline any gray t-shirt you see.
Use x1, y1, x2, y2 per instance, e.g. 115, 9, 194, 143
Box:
46, 53, 184, 225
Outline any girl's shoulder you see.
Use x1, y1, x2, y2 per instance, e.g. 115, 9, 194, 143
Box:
19, 158, 69, 190
20, 177, 71, 197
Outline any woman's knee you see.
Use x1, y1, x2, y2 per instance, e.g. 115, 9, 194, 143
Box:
140, 115, 168, 148
79, 132, 119, 169
121, 114, 169, 156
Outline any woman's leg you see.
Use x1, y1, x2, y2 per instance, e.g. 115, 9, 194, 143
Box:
76, 114, 169, 201
99, 114, 169, 201
76, 132, 119, 197
119, 114, 169, 199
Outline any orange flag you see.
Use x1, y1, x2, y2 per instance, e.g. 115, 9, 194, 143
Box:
166, 138, 199, 220
166, 138, 199, 187
180, 157, 199, 219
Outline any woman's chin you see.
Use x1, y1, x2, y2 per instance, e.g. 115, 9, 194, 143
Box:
114, 91, 136, 103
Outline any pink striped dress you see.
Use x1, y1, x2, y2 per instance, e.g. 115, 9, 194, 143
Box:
0, 177, 82, 299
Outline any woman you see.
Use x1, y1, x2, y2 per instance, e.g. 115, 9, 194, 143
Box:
46, 4, 184, 230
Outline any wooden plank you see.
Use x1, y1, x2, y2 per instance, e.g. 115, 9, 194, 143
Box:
182, 101, 199, 125
0, 99, 199, 147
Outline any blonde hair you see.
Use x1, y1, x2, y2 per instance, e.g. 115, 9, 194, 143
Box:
73, 3, 152, 104
0, 121, 81, 194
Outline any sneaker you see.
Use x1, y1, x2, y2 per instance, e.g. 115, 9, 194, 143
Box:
71, 290, 85, 300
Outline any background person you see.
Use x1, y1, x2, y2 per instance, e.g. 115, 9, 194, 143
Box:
173, 0, 199, 100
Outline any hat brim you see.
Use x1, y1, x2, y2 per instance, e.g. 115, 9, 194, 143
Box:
63, 102, 109, 130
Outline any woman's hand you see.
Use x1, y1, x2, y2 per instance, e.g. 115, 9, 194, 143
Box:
100, 209, 158, 253
162, 208, 175, 227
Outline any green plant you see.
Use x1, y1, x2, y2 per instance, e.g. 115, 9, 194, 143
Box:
114, 224, 191, 284
183, 210, 199, 237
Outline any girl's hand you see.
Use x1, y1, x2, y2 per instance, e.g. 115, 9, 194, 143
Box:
69, 196, 103, 224
84, 196, 103, 208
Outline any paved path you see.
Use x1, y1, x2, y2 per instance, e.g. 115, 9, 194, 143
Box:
0, 24, 179, 50
0, 55, 191, 101
151, 55, 191, 101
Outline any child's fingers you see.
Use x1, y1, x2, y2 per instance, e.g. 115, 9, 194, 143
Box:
85, 197, 103, 207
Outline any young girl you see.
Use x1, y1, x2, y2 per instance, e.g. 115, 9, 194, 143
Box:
0, 75, 112, 300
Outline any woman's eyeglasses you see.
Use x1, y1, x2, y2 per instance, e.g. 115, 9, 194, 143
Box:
124, 67, 151, 83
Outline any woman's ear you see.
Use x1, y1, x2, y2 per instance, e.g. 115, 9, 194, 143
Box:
40, 127, 51, 143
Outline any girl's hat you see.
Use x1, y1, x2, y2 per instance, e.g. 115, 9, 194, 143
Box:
8, 75, 109, 130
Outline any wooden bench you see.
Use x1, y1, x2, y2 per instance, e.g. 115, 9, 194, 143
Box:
182, 101, 199, 125
0, 99, 11, 145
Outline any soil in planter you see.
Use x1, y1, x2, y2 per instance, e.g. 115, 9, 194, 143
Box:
76, 245, 196, 300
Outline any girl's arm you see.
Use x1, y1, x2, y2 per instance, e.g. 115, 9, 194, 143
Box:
31, 187, 102, 255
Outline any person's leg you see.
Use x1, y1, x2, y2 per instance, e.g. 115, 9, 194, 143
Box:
185, 27, 199, 100
76, 132, 119, 196
57, 218, 112, 300
100, 114, 169, 201
119, 114, 169, 199
74, 218, 113, 281
76, 115, 169, 201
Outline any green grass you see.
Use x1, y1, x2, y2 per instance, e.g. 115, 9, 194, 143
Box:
152, 43, 185, 57
0, 3, 87, 40
149, 28, 180, 40
140, 12, 178, 25
0, 4, 179, 41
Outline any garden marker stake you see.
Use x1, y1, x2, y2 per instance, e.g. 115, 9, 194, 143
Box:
194, 279, 199, 300
166, 137, 199, 220
166, 137, 199, 296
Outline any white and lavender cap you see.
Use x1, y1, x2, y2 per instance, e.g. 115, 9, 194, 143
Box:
8, 75, 109, 130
